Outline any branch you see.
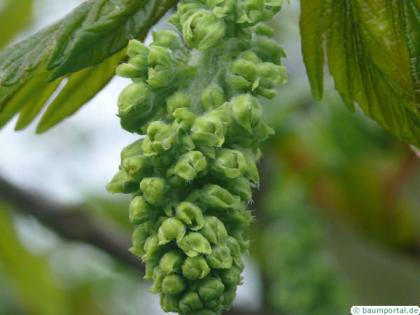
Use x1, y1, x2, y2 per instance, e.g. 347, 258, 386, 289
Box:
0, 175, 143, 272
0, 175, 279, 315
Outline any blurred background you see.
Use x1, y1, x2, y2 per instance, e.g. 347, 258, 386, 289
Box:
0, 1, 419, 315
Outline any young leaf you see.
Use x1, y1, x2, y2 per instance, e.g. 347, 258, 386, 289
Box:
300, 0, 420, 145
0, 0, 176, 132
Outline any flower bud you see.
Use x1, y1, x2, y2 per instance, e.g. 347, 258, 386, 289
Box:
122, 155, 150, 181
144, 235, 160, 256
176, 202, 204, 231
236, 0, 265, 25
150, 267, 165, 293
127, 39, 148, 58
191, 115, 225, 147
143, 121, 175, 155
129, 196, 154, 225
167, 91, 190, 116
255, 23, 274, 37
106, 169, 138, 193
161, 294, 180, 313
206, 245, 233, 269
231, 94, 262, 133
224, 177, 253, 202
173, 108, 196, 130
231, 59, 257, 82
116, 63, 142, 78
179, 291, 203, 313
139, 177, 167, 205
198, 277, 225, 302
212, 149, 247, 178
253, 36, 285, 63
178, 232, 212, 257
183, 10, 225, 50
222, 287, 237, 309
257, 62, 287, 87
182, 256, 210, 280
220, 266, 242, 287
161, 274, 186, 295
130, 223, 150, 256
158, 217, 186, 245
201, 85, 225, 111
159, 250, 184, 274
152, 30, 182, 50
117, 82, 155, 132
174, 151, 207, 181
191, 309, 218, 315
198, 185, 241, 210
200, 216, 228, 245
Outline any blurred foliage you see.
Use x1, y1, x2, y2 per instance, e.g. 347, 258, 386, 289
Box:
252, 171, 351, 315
0, 0, 34, 49
0, 205, 71, 315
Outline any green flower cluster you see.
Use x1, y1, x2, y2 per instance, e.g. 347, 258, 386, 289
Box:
108, 0, 287, 314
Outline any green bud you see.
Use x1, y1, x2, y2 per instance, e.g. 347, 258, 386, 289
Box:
182, 256, 210, 280
143, 121, 175, 155
220, 266, 242, 287
116, 63, 142, 78
139, 177, 167, 205
189, 309, 218, 315
161, 294, 180, 312
130, 223, 150, 256
206, 245, 233, 269
231, 94, 262, 133
253, 36, 285, 63
257, 62, 287, 88
237, 0, 265, 26
201, 85, 225, 111
117, 82, 155, 132
152, 30, 182, 50
198, 277, 225, 302
158, 217, 186, 245
224, 177, 253, 202
129, 196, 154, 225
159, 250, 184, 274
148, 66, 174, 89
226, 236, 242, 266
200, 216, 228, 245
231, 59, 257, 82
222, 287, 236, 309
143, 235, 160, 261
127, 39, 148, 58
167, 91, 191, 116
174, 151, 207, 181
122, 155, 149, 181
183, 10, 225, 50
212, 149, 247, 178
178, 232, 212, 257
162, 274, 186, 295
150, 267, 165, 293
173, 108, 196, 130
191, 115, 225, 147
106, 170, 138, 194
179, 291, 203, 313
226, 73, 252, 91
255, 23, 274, 37
176, 202, 205, 231
198, 185, 241, 210
121, 139, 143, 159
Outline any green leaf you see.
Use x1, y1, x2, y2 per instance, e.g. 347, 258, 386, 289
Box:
0, 206, 71, 315
0, 0, 176, 132
0, 0, 34, 49
300, 0, 420, 145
